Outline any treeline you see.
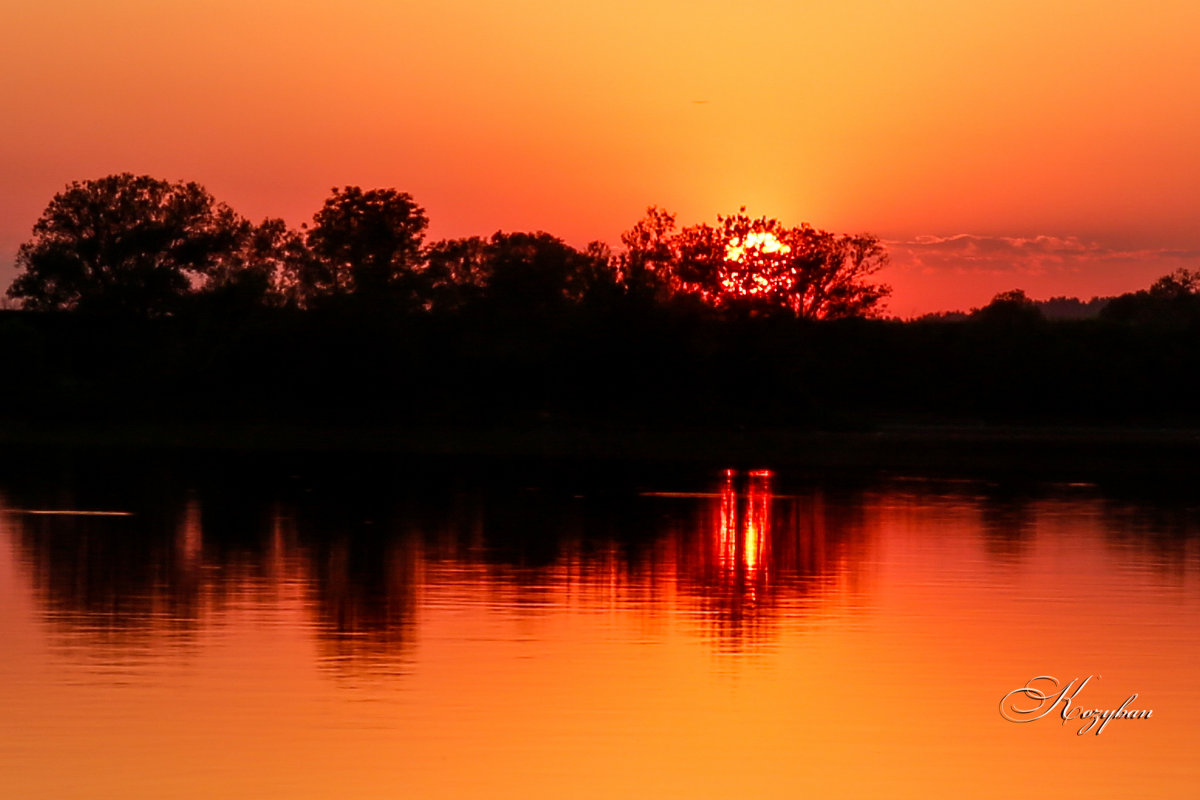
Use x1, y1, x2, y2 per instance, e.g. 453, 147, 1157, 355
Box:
2, 174, 1200, 430
5, 175, 889, 319
922, 280, 1200, 325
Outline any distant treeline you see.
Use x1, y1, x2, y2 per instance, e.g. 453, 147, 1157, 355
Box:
918, 294, 1115, 322
3, 174, 1200, 429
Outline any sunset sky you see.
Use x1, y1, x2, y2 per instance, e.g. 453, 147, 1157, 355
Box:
3, 0, 1199, 315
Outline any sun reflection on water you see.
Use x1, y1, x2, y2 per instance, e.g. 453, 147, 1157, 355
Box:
716, 469, 774, 589
709, 469, 778, 612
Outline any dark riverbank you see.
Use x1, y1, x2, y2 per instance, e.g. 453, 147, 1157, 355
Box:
4, 306, 1200, 422
4, 418, 1199, 477
4, 298, 1200, 479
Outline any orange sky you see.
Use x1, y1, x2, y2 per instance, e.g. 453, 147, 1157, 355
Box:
3, 0, 1199, 315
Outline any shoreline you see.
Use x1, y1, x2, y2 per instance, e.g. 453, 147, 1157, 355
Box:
3, 419, 1199, 474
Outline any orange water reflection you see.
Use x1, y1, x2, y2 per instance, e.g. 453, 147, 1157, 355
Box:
670, 469, 863, 650
2, 469, 866, 668
2, 465, 1200, 798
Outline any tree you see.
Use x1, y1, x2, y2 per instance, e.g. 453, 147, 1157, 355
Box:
620, 207, 890, 318
7, 174, 250, 314
616, 205, 678, 299
479, 232, 615, 314
302, 186, 429, 308
1100, 269, 1200, 326
423, 232, 617, 315
971, 289, 1044, 325
199, 217, 305, 312
424, 236, 491, 312
1149, 268, 1200, 297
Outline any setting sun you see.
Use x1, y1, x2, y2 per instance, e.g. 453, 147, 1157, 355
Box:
724, 231, 791, 263
721, 229, 795, 298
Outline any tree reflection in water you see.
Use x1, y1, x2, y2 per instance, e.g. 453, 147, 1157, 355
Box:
5, 457, 1197, 678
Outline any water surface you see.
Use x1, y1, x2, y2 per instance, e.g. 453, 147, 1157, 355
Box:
1, 455, 1197, 798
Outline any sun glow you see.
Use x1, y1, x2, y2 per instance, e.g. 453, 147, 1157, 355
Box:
724, 231, 791, 263
720, 230, 794, 298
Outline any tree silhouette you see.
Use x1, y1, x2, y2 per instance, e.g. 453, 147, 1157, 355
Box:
424, 236, 491, 312
479, 232, 615, 315
422, 232, 616, 315
302, 187, 429, 308
1100, 269, 1200, 327
971, 289, 1045, 325
616, 205, 678, 299
1149, 268, 1200, 297
7, 174, 251, 315
198, 218, 306, 312
620, 207, 890, 318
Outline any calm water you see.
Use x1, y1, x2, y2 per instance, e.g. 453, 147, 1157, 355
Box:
1, 454, 1198, 798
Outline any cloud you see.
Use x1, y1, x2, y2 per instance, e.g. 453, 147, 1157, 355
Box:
885, 233, 1200, 278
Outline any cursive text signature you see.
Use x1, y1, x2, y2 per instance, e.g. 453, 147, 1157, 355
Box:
999, 675, 1152, 735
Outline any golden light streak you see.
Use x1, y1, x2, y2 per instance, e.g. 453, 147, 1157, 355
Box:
6, 509, 134, 517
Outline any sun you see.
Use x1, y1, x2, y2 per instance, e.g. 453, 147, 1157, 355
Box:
719, 230, 794, 297
724, 230, 791, 263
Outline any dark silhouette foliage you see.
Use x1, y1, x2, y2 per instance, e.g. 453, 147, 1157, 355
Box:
616, 206, 678, 301
424, 236, 491, 311
971, 289, 1045, 325
481, 232, 615, 312
619, 206, 890, 319
1101, 269, 1200, 327
8, 174, 256, 315
300, 187, 429, 309
422, 232, 618, 316
6, 175, 1200, 433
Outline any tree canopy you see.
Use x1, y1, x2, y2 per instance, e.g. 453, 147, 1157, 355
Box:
1100, 269, 1200, 327
619, 207, 891, 318
7, 175, 894, 323
8, 174, 251, 314
299, 187, 429, 309
970, 289, 1045, 325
